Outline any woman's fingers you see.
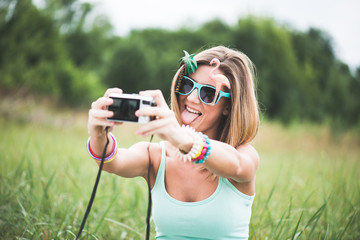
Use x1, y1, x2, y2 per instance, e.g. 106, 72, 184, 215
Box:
136, 117, 172, 137
88, 91, 117, 135
135, 105, 173, 119
89, 108, 113, 119
89, 117, 114, 128
104, 88, 123, 98
88, 88, 126, 137
135, 90, 179, 140
91, 97, 114, 110
139, 90, 168, 108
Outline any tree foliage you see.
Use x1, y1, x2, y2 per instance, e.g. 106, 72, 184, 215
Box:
0, 0, 359, 128
0, 0, 108, 105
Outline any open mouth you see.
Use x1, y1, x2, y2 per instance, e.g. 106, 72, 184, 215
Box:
186, 105, 202, 115
181, 105, 202, 125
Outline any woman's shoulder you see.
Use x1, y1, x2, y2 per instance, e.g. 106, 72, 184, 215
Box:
149, 141, 163, 161
131, 141, 163, 159
149, 142, 164, 187
236, 143, 260, 166
126, 141, 163, 168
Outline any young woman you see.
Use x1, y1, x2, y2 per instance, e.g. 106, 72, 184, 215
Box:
87, 46, 260, 239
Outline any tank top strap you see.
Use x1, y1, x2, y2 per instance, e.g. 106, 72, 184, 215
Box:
152, 141, 166, 191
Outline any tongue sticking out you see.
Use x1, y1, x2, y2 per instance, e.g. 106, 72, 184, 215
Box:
181, 109, 201, 125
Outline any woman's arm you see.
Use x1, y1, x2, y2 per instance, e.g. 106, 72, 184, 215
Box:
96, 141, 159, 179
202, 141, 259, 183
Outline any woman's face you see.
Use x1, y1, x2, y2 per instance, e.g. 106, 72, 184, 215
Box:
178, 65, 230, 139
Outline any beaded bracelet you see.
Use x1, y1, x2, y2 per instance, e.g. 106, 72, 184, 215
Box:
176, 125, 211, 164
87, 132, 118, 163
176, 135, 203, 162
192, 132, 211, 164
176, 125, 200, 162
192, 134, 204, 159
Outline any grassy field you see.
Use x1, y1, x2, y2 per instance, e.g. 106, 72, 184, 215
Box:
0, 102, 359, 239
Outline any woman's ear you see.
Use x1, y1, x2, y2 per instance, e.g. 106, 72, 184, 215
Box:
222, 103, 230, 116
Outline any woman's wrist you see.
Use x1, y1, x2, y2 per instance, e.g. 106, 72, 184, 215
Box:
177, 128, 196, 154
88, 125, 109, 139
87, 132, 118, 163
175, 125, 211, 163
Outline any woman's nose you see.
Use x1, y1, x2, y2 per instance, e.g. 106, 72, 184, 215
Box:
187, 88, 201, 103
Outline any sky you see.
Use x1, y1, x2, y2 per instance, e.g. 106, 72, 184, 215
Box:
86, 0, 360, 70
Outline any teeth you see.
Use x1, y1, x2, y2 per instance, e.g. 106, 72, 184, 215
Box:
186, 106, 201, 115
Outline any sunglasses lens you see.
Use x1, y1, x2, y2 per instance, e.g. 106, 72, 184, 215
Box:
179, 77, 194, 94
200, 87, 216, 104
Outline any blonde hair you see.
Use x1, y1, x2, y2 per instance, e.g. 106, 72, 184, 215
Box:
170, 46, 259, 147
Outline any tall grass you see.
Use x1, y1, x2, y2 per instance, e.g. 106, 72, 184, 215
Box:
250, 122, 360, 239
0, 114, 359, 239
0, 117, 151, 239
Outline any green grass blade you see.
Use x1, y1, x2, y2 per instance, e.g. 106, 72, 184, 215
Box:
306, 200, 327, 238
336, 209, 359, 240
105, 217, 143, 238
291, 211, 303, 240
94, 192, 120, 234
260, 177, 278, 219
43, 171, 56, 198
14, 135, 32, 176
324, 224, 330, 240
271, 201, 291, 239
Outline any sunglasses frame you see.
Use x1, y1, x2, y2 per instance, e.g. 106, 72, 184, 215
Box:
177, 76, 231, 105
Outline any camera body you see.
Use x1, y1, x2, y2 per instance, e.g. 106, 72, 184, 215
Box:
107, 93, 156, 124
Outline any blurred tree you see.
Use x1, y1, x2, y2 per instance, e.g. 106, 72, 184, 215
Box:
125, 28, 204, 99
198, 19, 233, 46
0, 1, 358, 129
42, 0, 87, 34
232, 17, 303, 123
0, 0, 104, 105
291, 29, 327, 122
104, 41, 151, 93
350, 68, 360, 125
41, 0, 114, 73
0, 0, 62, 93
64, 15, 113, 69
291, 28, 359, 128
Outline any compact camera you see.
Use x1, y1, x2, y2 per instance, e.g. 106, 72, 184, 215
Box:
107, 93, 156, 124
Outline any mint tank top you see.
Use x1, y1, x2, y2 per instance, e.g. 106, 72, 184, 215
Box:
151, 142, 255, 240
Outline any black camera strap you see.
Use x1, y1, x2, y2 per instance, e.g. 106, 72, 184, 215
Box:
146, 135, 154, 239
76, 127, 153, 240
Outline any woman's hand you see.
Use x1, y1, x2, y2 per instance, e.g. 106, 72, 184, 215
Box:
135, 90, 193, 151
88, 88, 123, 137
